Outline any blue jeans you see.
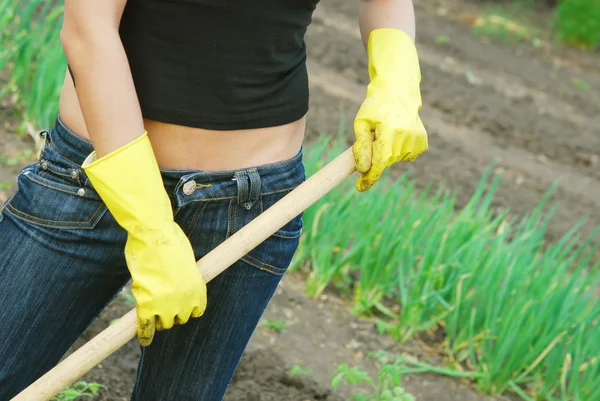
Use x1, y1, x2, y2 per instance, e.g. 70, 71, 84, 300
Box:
0, 117, 305, 400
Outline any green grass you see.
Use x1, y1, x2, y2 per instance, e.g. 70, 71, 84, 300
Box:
294, 136, 600, 401
0, 0, 66, 133
553, 0, 600, 49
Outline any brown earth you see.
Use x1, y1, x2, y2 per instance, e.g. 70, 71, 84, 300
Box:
68, 275, 513, 401
1, 0, 599, 400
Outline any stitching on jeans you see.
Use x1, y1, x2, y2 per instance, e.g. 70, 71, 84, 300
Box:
177, 188, 298, 203
233, 199, 238, 234
244, 254, 287, 273
237, 171, 248, 206
248, 170, 261, 205
38, 161, 82, 187
39, 153, 75, 173
5, 200, 105, 225
1, 192, 16, 213
40, 167, 72, 179
272, 229, 302, 239
5, 207, 99, 230
4, 203, 106, 229
180, 195, 236, 207
256, 173, 261, 201
240, 255, 286, 276
189, 202, 208, 235
191, 196, 236, 201
177, 189, 299, 203
27, 174, 81, 197
226, 199, 233, 239
262, 185, 299, 196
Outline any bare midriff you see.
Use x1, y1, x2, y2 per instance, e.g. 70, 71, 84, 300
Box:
57, 74, 306, 171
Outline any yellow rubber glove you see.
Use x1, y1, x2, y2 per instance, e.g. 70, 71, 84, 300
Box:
353, 28, 428, 192
82, 132, 207, 346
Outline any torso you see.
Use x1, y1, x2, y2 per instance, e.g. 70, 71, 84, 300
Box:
58, 73, 306, 171
60, 0, 318, 171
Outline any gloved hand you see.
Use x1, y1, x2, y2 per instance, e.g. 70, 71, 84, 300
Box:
353, 28, 428, 192
82, 132, 207, 346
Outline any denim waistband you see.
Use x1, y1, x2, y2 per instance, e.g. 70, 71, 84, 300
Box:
45, 116, 305, 204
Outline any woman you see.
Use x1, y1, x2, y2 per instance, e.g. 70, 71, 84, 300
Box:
0, 0, 427, 399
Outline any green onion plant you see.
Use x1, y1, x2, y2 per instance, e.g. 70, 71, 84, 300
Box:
297, 135, 600, 401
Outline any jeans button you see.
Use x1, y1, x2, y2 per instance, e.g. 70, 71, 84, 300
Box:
40, 161, 48, 170
77, 188, 86, 197
183, 180, 196, 195
70, 169, 80, 179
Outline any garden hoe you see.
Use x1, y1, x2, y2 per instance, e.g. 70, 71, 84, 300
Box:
12, 147, 357, 401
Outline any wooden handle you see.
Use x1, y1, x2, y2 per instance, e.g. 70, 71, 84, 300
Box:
12, 147, 356, 401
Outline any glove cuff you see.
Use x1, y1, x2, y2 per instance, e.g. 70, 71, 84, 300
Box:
82, 131, 173, 231
367, 28, 421, 85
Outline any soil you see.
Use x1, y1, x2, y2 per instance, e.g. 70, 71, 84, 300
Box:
1, 0, 599, 400
68, 276, 512, 401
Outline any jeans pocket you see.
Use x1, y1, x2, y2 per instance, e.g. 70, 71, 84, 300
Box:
4, 164, 107, 230
239, 191, 303, 276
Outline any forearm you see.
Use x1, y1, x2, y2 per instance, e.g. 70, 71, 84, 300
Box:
61, 1, 144, 158
358, 0, 416, 47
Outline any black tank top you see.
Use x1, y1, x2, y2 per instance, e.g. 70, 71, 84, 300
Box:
118, 0, 320, 130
